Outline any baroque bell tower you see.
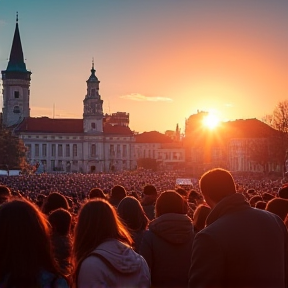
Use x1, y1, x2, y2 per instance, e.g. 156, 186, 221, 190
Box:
83, 60, 103, 133
1, 13, 31, 127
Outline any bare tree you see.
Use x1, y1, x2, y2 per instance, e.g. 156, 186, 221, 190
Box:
263, 100, 288, 175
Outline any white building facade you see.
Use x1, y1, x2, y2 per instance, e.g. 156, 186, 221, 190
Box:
1, 17, 137, 173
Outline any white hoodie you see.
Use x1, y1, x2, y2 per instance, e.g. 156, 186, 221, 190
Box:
77, 239, 150, 288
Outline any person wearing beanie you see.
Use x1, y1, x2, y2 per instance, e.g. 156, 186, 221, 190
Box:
141, 184, 158, 220
140, 190, 194, 288
189, 168, 288, 288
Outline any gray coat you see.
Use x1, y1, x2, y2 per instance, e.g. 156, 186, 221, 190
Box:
78, 239, 150, 288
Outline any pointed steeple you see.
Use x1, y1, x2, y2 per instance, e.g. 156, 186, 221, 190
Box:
6, 12, 28, 73
87, 58, 99, 82
1, 14, 31, 127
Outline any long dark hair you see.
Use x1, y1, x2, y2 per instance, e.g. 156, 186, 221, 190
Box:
117, 196, 149, 231
0, 198, 62, 287
72, 198, 132, 281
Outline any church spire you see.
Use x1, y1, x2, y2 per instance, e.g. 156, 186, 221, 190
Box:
87, 58, 99, 82
1, 14, 31, 127
6, 12, 28, 73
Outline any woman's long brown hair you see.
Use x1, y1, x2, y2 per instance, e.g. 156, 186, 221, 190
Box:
72, 198, 133, 284
0, 198, 63, 287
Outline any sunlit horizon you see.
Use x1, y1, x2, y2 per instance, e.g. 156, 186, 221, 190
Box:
0, 1, 287, 134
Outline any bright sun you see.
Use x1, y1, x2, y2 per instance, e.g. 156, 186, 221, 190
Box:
202, 113, 220, 129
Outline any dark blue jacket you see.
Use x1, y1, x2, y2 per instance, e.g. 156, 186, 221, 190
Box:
140, 213, 194, 288
189, 193, 288, 288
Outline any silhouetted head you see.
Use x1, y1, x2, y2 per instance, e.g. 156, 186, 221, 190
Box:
89, 187, 106, 200
199, 168, 236, 207
266, 198, 288, 221
262, 192, 275, 202
278, 186, 288, 199
143, 184, 157, 196
118, 196, 149, 231
109, 185, 127, 207
155, 190, 187, 217
175, 187, 188, 197
41, 191, 69, 215
187, 189, 203, 204
255, 201, 267, 210
48, 208, 72, 236
249, 195, 263, 207
193, 204, 211, 232
0, 185, 12, 204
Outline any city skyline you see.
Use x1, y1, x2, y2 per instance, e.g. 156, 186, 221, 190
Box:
0, 0, 287, 133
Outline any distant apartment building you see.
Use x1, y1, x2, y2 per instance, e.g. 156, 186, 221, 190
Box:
135, 131, 185, 169
184, 111, 283, 176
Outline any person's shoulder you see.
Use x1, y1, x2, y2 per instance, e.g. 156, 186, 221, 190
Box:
39, 270, 69, 288
81, 253, 104, 269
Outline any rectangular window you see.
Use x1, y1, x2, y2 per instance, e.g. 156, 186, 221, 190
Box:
58, 144, 63, 157
42, 144, 47, 157
26, 144, 31, 159
66, 144, 70, 157
117, 144, 121, 158
110, 145, 115, 157
51, 144, 56, 157
123, 145, 127, 157
14, 91, 19, 98
91, 144, 96, 157
51, 160, 55, 170
58, 160, 63, 170
73, 144, 77, 157
35, 144, 39, 157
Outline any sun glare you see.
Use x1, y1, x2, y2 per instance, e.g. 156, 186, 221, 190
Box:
202, 113, 220, 129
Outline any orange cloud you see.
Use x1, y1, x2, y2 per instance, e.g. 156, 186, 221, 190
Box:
120, 93, 173, 102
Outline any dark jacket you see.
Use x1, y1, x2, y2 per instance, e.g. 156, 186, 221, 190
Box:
51, 233, 72, 277
189, 193, 288, 288
140, 213, 194, 288
141, 195, 157, 220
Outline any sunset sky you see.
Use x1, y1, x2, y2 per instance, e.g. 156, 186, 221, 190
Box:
0, 0, 287, 133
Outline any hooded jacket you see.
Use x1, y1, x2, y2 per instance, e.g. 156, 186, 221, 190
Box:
77, 239, 150, 288
139, 213, 194, 288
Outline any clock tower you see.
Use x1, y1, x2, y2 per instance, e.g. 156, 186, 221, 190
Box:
83, 61, 103, 133
1, 13, 32, 127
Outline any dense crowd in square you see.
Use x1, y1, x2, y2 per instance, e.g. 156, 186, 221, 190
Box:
0, 168, 288, 288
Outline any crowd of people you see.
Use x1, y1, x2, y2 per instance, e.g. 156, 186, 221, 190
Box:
0, 168, 288, 287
